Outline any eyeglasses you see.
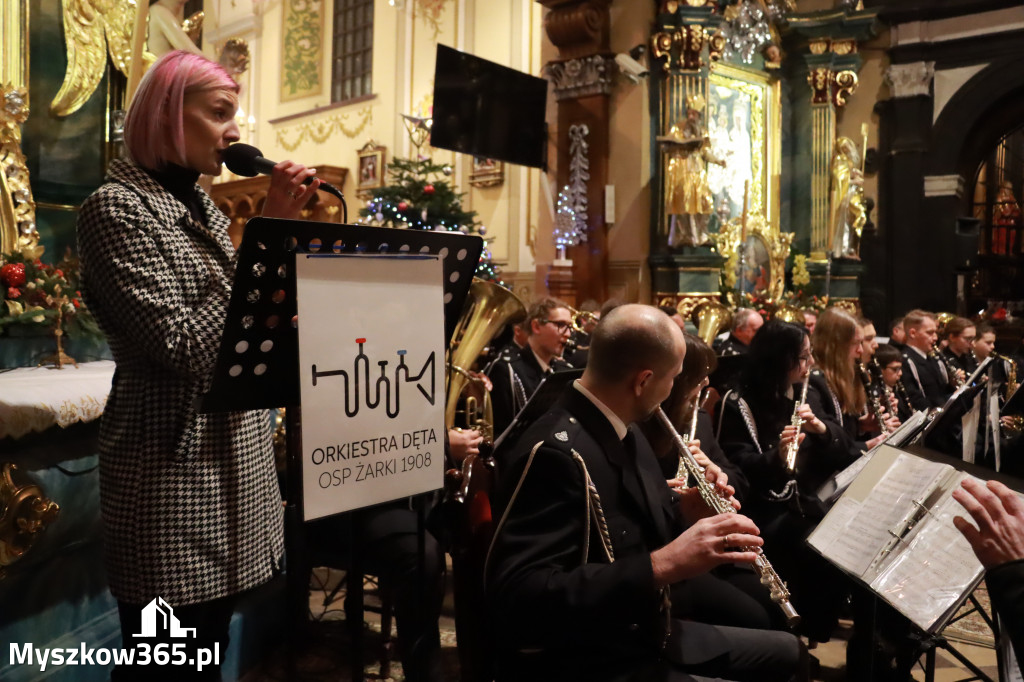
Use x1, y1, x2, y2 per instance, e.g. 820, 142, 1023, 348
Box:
541, 319, 572, 333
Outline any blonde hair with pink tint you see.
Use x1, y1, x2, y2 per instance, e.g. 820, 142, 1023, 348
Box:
124, 50, 239, 170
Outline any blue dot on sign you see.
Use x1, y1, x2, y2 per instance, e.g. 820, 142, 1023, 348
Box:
398, 350, 407, 356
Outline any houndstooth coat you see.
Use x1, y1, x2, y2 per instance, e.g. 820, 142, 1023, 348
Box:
77, 159, 284, 606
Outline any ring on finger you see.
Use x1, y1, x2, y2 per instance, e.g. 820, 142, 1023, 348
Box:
722, 534, 729, 551
287, 190, 296, 199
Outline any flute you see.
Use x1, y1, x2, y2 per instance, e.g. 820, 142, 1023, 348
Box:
674, 394, 702, 483
655, 407, 801, 627
783, 372, 811, 475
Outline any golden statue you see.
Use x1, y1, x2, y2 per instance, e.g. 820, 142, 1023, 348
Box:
828, 136, 867, 260
658, 94, 726, 248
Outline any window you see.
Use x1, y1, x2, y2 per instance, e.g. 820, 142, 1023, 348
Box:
332, 0, 373, 103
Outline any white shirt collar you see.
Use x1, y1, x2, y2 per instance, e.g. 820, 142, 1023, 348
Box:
908, 345, 928, 359
573, 380, 629, 440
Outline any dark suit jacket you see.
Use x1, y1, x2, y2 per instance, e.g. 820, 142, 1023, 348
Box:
902, 346, 952, 410
487, 387, 731, 680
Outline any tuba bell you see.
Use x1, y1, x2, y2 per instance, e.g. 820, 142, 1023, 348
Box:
691, 300, 733, 346
445, 278, 527, 444
773, 305, 805, 326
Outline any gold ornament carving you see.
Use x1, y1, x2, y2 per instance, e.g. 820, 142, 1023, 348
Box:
714, 212, 793, 305
0, 84, 41, 260
275, 106, 373, 152
708, 31, 726, 62
52, 0, 155, 117
651, 25, 707, 73
0, 463, 60, 579
832, 70, 858, 107
808, 39, 829, 55
831, 39, 856, 56
807, 67, 832, 105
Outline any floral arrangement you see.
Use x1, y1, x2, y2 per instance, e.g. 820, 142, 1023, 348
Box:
0, 249, 102, 339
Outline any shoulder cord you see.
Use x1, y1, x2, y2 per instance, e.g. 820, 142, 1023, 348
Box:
904, 355, 925, 395
485, 440, 545, 587
736, 393, 798, 502
571, 450, 614, 563
510, 364, 528, 414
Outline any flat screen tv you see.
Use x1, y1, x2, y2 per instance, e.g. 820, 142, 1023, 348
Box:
430, 45, 548, 170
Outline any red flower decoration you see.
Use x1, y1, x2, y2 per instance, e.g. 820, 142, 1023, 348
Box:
992, 308, 1008, 322
7, 286, 21, 298
1, 262, 26, 287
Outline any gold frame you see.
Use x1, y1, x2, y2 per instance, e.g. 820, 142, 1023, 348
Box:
356, 141, 385, 196
707, 62, 782, 232
714, 212, 793, 305
469, 156, 504, 188
0, 1, 40, 260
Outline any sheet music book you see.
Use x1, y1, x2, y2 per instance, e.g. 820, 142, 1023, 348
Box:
807, 444, 985, 633
817, 410, 931, 503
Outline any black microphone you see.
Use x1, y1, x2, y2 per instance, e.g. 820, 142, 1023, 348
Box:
221, 143, 347, 221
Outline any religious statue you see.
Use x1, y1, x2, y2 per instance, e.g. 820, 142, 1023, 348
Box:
147, 0, 203, 58
992, 181, 1022, 255
828, 136, 867, 260
658, 94, 726, 248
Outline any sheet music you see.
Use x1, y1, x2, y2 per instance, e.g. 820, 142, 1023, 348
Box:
871, 479, 985, 631
808, 451, 949, 578
825, 411, 930, 501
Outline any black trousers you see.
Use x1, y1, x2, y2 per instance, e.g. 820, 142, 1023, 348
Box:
111, 594, 234, 681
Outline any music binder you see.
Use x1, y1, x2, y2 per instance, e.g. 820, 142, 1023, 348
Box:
808, 443, 1023, 633
492, 368, 584, 452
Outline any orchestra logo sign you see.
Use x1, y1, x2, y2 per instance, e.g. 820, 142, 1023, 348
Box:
296, 254, 445, 520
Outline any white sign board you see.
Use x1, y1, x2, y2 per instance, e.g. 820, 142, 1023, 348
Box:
296, 254, 446, 520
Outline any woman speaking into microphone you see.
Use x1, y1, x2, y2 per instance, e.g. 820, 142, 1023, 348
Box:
77, 50, 317, 680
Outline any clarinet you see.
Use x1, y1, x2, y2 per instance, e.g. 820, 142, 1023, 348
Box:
931, 342, 964, 389
869, 359, 900, 420
783, 372, 811, 475
858, 360, 891, 436
655, 407, 801, 627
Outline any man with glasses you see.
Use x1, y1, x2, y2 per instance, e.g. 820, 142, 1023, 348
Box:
940, 316, 979, 379
874, 344, 914, 421
487, 297, 574, 437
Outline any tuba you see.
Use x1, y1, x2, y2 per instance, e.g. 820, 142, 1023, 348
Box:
445, 278, 527, 444
691, 300, 733, 346
774, 305, 805, 326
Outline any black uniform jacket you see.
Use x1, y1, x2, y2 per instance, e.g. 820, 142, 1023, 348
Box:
486, 343, 569, 437
718, 381, 855, 521
987, 558, 1024, 666
486, 386, 731, 680
902, 346, 953, 410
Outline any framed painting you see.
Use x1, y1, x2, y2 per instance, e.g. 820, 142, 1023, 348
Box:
469, 157, 503, 188
706, 62, 781, 233
356, 141, 385, 196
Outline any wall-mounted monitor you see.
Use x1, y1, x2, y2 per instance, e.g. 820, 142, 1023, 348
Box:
430, 44, 548, 170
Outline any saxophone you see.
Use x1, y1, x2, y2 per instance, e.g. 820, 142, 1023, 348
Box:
858, 360, 891, 436
655, 407, 801, 627
783, 372, 811, 475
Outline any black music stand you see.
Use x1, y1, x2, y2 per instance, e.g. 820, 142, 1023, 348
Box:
198, 217, 482, 679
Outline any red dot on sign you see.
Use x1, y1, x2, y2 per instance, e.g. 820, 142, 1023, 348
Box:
356, 338, 366, 343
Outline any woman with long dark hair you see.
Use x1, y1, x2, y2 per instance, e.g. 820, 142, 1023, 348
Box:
717, 320, 851, 643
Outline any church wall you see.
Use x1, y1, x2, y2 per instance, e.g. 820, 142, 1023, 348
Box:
205, 0, 545, 300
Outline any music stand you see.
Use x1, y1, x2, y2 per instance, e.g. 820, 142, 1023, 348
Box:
493, 368, 584, 453
198, 217, 482, 680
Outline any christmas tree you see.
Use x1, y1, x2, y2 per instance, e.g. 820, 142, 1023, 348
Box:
358, 156, 503, 284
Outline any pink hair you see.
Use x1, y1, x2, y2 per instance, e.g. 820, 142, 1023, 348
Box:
124, 51, 240, 170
